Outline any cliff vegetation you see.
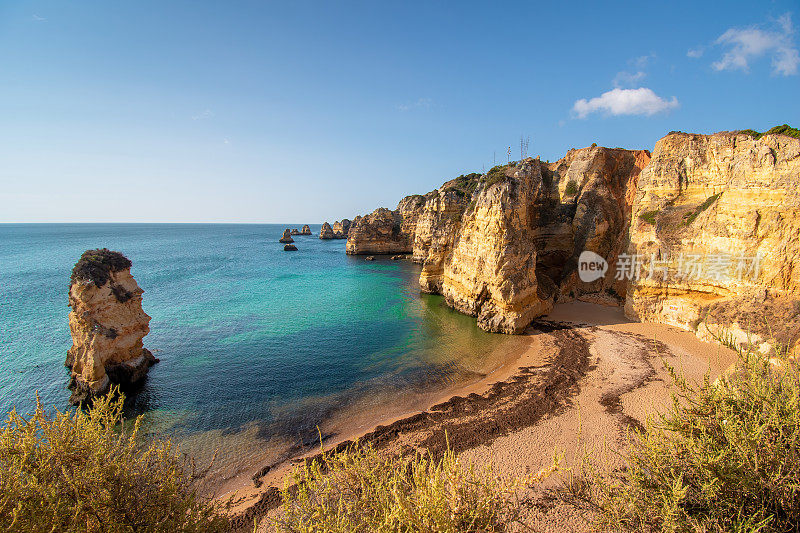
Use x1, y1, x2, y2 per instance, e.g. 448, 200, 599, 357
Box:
71, 248, 132, 288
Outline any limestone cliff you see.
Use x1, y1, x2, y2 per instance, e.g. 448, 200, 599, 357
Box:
544, 147, 651, 303
66, 249, 157, 404
625, 131, 800, 353
348, 149, 648, 333
424, 160, 557, 333
345, 208, 413, 254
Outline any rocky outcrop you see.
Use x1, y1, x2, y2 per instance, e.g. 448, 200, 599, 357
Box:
284, 244, 298, 251
290, 228, 300, 235
279, 229, 294, 243
625, 131, 800, 353
345, 208, 413, 254
65, 249, 157, 405
544, 147, 651, 303
425, 160, 557, 333
332, 219, 352, 239
319, 222, 335, 239
300, 225, 312, 235
348, 150, 648, 333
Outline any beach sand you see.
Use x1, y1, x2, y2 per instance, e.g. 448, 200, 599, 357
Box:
226, 302, 737, 532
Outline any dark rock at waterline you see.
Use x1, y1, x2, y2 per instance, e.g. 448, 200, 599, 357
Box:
290, 229, 300, 235
300, 225, 312, 235
284, 244, 298, 251
365, 256, 375, 261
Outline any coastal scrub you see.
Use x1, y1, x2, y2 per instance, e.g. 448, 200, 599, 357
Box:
567, 342, 800, 532
0, 390, 229, 532
276, 439, 549, 532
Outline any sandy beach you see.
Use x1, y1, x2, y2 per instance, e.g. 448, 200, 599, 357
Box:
226, 302, 738, 532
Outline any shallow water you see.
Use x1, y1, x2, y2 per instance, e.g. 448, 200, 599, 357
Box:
0, 224, 528, 482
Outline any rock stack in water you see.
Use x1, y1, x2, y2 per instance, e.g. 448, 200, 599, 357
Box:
332, 219, 352, 239
279, 229, 294, 243
319, 222, 335, 239
300, 225, 312, 235
65, 249, 157, 405
290, 228, 300, 235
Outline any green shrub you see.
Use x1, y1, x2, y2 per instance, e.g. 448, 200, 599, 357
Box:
740, 124, 800, 140
0, 391, 229, 533
71, 248, 132, 287
639, 210, 659, 225
483, 164, 509, 188
565, 180, 579, 196
569, 343, 800, 532
276, 440, 546, 532
444, 173, 482, 197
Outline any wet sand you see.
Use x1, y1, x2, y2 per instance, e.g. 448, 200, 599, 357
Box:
224, 302, 737, 532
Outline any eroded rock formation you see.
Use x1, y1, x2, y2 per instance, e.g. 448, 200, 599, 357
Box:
300, 225, 312, 235
348, 148, 648, 333
290, 228, 300, 235
625, 131, 800, 353
66, 249, 156, 404
319, 222, 335, 239
279, 229, 294, 243
332, 219, 352, 238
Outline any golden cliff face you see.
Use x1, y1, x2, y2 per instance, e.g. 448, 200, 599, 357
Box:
544, 147, 651, 303
66, 250, 156, 404
625, 132, 800, 353
347, 149, 648, 333
429, 160, 556, 333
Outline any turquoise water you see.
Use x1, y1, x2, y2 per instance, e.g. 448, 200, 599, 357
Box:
0, 224, 525, 483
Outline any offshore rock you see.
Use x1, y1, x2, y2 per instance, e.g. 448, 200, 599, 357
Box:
279, 229, 294, 243
319, 222, 335, 239
332, 219, 352, 238
300, 225, 312, 235
65, 249, 156, 405
284, 244, 298, 251
625, 131, 800, 352
290, 228, 300, 235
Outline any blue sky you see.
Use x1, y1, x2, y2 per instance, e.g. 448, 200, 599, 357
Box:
1, 1, 798, 223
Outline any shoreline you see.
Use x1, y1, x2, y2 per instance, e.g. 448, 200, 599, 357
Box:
224, 302, 739, 531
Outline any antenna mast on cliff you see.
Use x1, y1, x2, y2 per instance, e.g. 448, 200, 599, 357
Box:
507, 146, 511, 163
520, 135, 530, 161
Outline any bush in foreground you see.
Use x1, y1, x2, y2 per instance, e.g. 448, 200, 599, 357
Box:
276, 439, 547, 532
568, 342, 800, 532
0, 391, 229, 533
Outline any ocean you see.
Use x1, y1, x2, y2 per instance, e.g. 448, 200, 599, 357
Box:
0, 224, 528, 485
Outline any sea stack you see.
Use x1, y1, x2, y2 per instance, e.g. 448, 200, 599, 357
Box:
319, 222, 335, 239
290, 228, 300, 235
65, 249, 157, 405
279, 229, 294, 243
284, 244, 298, 251
300, 225, 312, 235
332, 219, 352, 238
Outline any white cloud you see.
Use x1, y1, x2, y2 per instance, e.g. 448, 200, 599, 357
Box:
631, 53, 656, 69
191, 109, 214, 120
32, 14, 46, 22
712, 12, 798, 76
572, 87, 679, 119
613, 70, 646, 87
687, 47, 704, 58
397, 98, 432, 112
